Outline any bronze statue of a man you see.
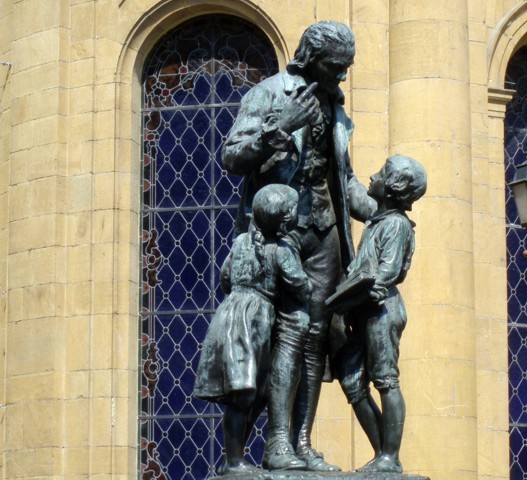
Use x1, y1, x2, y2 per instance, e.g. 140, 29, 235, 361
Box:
222, 20, 375, 471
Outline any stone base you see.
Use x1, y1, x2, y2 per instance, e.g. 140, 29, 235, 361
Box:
211, 471, 430, 480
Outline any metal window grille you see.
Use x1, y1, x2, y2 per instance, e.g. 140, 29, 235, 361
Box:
505, 47, 527, 480
139, 15, 278, 480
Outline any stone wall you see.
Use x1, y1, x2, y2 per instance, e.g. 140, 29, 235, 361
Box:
0, 0, 519, 478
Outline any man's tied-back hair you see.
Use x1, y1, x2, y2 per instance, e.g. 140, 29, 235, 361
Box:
385, 155, 427, 211
288, 21, 355, 72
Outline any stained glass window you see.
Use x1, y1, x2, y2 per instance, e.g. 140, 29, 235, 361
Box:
139, 15, 278, 480
505, 47, 527, 480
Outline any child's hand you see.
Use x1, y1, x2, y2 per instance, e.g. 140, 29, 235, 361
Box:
369, 284, 388, 305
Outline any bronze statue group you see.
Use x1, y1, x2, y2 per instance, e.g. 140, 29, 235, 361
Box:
193, 21, 427, 476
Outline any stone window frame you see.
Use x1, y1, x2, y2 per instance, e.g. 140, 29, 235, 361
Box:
488, 3, 527, 478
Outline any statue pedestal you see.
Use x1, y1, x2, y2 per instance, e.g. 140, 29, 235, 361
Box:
212, 471, 430, 480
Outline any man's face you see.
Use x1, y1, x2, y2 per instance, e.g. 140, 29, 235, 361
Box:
306, 43, 355, 94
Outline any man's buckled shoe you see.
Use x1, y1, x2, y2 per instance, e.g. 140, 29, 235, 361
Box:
263, 440, 306, 470
296, 446, 341, 472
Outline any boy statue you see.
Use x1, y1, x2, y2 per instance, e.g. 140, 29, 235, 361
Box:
327, 154, 427, 473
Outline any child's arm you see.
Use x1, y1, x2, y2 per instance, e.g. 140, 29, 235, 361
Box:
347, 170, 377, 222
370, 216, 414, 304
276, 241, 312, 308
275, 240, 312, 333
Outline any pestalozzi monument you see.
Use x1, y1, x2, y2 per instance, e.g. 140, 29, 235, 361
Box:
192, 20, 430, 479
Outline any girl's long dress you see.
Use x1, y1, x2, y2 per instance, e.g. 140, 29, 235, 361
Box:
194, 232, 277, 404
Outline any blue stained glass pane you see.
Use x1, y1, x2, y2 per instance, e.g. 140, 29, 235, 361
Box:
158, 127, 177, 158
193, 75, 213, 104
180, 127, 200, 157
166, 110, 188, 137
244, 414, 268, 467
141, 14, 278, 480
507, 48, 527, 480
510, 426, 527, 480
214, 174, 243, 207
214, 71, 237, 103
510, 329, 527, 372
145, 110, 215, 209
214, 107, 236, 146
140, 417, 219, 480
146, 210, 212, 312
518, 288, 527, 314
172, 83, 211, 107
214, 208, 237, 251
146, 313, 211, 417
214, 209, 238, 252
511, 327, 523, 354
214, 69, 266, 104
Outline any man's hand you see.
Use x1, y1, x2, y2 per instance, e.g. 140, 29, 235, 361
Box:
277, 82, 319, 134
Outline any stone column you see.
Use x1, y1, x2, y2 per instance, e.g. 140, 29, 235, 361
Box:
4, 0, 70, 476
388, 1, 477, 477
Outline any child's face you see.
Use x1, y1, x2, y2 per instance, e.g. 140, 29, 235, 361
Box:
368, 165, 386, 202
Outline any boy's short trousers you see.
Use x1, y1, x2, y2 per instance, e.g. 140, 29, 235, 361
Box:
335, 288, 407, 404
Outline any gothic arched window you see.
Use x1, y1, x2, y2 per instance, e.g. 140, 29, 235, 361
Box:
505, 47, 527, 479
139, 15, 278, 479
